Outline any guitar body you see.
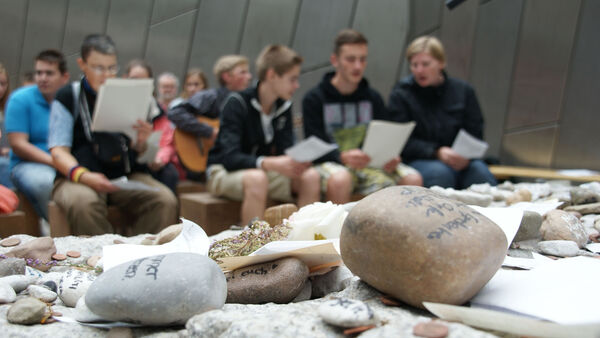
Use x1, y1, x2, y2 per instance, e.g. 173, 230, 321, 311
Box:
174, 116, 220, 172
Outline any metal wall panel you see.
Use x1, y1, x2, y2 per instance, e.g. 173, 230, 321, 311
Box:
469, 0, 523, 158
63, 0, 110, 56
188, 0, 248, 88
239, 0, 300, 72
20, 0, 68, 75
105, 0, 153, 73
553, 0, 600, 170
0, 0, 28, 81
412, 0, 443, 36
292, 0, 354, 70
501, 127, 557, 167
505, 0, 580, 130
353, 0, 410, 101
439, 0, 479, 81
145, 11, 197, 80
151, 0, 198, 25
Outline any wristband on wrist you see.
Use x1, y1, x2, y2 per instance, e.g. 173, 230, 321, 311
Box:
69, 165, 89, 183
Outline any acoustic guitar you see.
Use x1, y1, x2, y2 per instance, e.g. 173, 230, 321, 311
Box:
173, 116, 220, 172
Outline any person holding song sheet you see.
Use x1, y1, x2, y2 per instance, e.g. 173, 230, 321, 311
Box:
48, 34, 177, 235
388, 36, 496, 189
302, 29, 422, 204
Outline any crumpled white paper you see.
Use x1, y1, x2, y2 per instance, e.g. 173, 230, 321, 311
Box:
286, 202, 348, 240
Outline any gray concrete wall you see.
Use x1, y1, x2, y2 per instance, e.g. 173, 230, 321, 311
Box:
1, 0, 598, 170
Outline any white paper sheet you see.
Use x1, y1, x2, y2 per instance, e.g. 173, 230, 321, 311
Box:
102, 218, 209, 271
585, 242, 600, 253
502, 252, 553, 270
91, 78, 154, 141
508, 200, 563, 216
285, 136, 338, 163
249, 239, 340, 256
136, 131, 162, 164
451, 129, 489, 159
471, 256, 600, 325
424, 302, 600, 338
361, 120, 415, 168
109, 176, 159, 191
469, 205, 523, 250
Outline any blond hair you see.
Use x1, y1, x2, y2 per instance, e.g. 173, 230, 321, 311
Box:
406, 36, 446, 64
255, 45, 302, 82
213, 55, 248, 86
182, 68, 208, 98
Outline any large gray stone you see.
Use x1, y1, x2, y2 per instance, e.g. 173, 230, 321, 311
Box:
0, 257, 26, 277
340, 186, 507, 309
85, 252, 226, 325
540, 210, 588, 248
0, 274, 38, 293
6, 297, 47, 325
58, 269, 96, 307
513, 211, 543, 242
570, 187, 600, 205
226, 257, 308, 304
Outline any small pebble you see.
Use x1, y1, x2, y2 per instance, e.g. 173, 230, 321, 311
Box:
51, 254, 67, 261
0, 237, 21, 247
413, 320, 449, 338
66, 251, 81, 258
145, 236, 157, 241
52, 311, 62, 317
43, 281, 57, 293
86, 256, 101, 267
318, 298, 375, 328
380, 296, 401, 307
343, 325, 376, 335
113, 239, 124, 244
140, 238, 154, 245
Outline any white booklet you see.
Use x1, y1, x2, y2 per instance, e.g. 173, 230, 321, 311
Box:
361, 120, 415, 169
285, 136, 338, 163
451, 129, 488, 159
91, 78, 154, 141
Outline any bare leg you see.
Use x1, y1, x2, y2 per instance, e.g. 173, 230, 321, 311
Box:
398, 172, 423, 186
325, 169, 353, 204
292, 168, 321, 207
241, 169, 268, 225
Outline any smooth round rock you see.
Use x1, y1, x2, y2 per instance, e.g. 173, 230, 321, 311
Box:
74, 296, 104, 322
540, 210, 588, 248
85, 252, 226, 325
340, 186, 507, 309
52, 254, 67, 261
58, 269, 96, 307
1, 237, 21, 247
7, 297, 47, 325
66, 251, 81, 258
0, 282, 17, 303
537, 240, 579, 257
318, 298, 375, 328
225, 257, 308, 304
0, 257, 26, 277
513, 211, 543, 242
413, 320, 449, 338
27, 284, 57, 303
0, 274, 39, 293
155, 223, 183, 245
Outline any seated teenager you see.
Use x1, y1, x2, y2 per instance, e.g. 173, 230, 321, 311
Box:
206, 45, 320, 225
388, 36, 496, 189
5, 50, 69, 221
303, 29, 422, 204
48, 34, 177, 235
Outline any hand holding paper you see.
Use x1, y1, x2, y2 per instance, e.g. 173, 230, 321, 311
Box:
451, 129, 489, 159
361, 120, 415, 169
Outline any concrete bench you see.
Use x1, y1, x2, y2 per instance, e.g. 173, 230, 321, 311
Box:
48, 201, 134, 237
488, 165, 600, 182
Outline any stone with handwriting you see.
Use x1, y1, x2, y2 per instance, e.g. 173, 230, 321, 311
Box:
340, 186, 507, 309
58, 269, 96, 307
85, 252, 226, 325
318, 298, 375, 328
226, 257, 308, 304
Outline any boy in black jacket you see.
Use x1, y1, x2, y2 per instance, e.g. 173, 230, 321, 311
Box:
207, 45, 320, 225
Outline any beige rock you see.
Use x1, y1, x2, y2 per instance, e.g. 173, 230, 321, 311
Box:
540, 209, 588, 248
263, 204, 298, 226
506, 188, 532, 205
7, 297, 47, 325
155, 223, 183, 245
564, 202, 600, 215
4, 237, 56, 272
340, 186, 506, 309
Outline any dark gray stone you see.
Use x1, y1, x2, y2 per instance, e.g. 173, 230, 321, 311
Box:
43, 281, 57, 293
226, 257, 309, 304
0, 257, 26, 277
513, 211, 543, 242
85, 252, 226, 325
6, 297, 47, 325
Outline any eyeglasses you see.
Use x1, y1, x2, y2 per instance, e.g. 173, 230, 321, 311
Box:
89, 64, 119, 75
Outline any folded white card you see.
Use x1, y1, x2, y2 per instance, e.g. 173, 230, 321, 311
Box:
362, 120, 415, 168
451, 129, 488, 159
285, 136, 338, 163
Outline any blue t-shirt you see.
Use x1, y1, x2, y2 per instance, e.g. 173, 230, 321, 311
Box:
4, 85, 51, 169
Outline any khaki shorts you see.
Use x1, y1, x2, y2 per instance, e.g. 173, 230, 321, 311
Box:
207, 164, 294, 202
314, 161, 419, 195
